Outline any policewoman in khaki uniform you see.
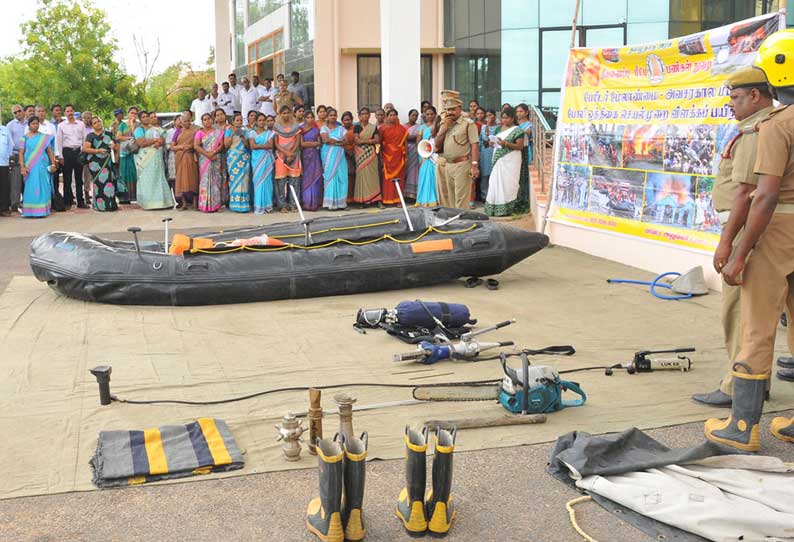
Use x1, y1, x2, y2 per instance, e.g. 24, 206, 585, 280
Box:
706, 30, 794, 450
435, 92, 480, 210
692, 67, 775, 407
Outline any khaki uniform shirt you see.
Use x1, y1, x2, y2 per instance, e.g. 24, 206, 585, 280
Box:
754, 105, 794, 206
712, 106, 773, 212
440, 116, 478, 161
273, 91, 298, 115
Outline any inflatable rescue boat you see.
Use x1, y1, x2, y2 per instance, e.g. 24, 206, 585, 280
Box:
29, 207, 549, 306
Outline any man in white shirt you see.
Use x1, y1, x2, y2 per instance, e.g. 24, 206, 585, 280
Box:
239, 76, 259, 123
228, 73, 242, 113
190, 88, 212, 125
55, 104, 89, 208
258, 77, 276, 117
219, 82, 235, 117
207, 83, 221, 113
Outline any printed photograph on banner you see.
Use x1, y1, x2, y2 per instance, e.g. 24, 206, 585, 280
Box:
554, 164, 592, 211
558, 124, 589, 165
709, 14, 780, 75
713, 123, 740, 172
566, 50, 602, 88
664, 125, 716, 176
621, 125, 665, 171
588, 124, 624, 168
642, 172, 701, 229
693, 177, 721, 233
589, 167, 646, 220
677, 32, 709, 56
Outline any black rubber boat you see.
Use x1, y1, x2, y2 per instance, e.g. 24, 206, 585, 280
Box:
29, 207, 549, 306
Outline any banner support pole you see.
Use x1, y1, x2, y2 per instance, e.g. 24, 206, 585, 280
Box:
570, 0, 581, 48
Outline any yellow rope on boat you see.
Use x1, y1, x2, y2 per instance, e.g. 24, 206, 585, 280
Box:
269, 219, 401, 240
189, 224, 478, 255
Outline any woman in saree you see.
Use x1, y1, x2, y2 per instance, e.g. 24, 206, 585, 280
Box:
193, 112, 224, 213
245, 110, 258, 131
415, 106, 438, 207
165, 115, 181, 191
515, 103, 534, 214
352, 107, 381, 207
273, 104, 303, 213
115, 106, 139, 203
224, 112, 252, 213
403, 108, 421, 200
341, 111, 356, 204
478, 109, 498, 203
214, 109, 230, 206
299, 110, 323, 211
485, 107, 528, 217
83, 116, 118, 212
315, 105, 328, 131
379, 109, 408, 206
320, 107, 348, 211
19, 116, 57, 218
173, 111, 199, 210
248, 113, 275, 214
134, 111, 175, 210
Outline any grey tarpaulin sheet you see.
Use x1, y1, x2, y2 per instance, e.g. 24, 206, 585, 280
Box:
3, 246, 794, 500
548, 429, 794, 542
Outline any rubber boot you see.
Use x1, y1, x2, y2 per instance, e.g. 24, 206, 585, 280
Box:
342, 432, 368, 542
426, 427, 457, 538
396, 426, 429, 537
770, 417, 794, 443
306, 436, 345, 542
704, 363, 767, 452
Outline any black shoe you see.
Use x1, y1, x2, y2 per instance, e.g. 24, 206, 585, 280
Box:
777, 356, 794, 369
692, 389, 732, 407
77, 203, 89, 209
777, 368, 794, 382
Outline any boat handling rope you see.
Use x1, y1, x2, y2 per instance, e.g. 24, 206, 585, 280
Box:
190, 224, 479, 255
566, 496, 599, 542
267, 219, 402, 240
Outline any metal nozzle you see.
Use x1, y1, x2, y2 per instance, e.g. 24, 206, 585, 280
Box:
89, 365, 113, 405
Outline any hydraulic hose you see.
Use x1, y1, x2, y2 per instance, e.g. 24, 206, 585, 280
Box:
607, 271, 692, 301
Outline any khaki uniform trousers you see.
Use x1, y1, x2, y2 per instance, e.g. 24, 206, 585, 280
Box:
437, 159, 471, 210
736, 213, 794, 377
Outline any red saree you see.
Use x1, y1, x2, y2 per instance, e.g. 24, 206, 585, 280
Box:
379, 123, 407, 204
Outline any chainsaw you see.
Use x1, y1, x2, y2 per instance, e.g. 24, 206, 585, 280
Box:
412, 352, 586, 415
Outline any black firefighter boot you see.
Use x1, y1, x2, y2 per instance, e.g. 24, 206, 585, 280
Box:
396, 426, 429, 537
342, 432, 368, 542
306, 436, 345, 542
426, 427, 458, 537
704, 363, 768, 452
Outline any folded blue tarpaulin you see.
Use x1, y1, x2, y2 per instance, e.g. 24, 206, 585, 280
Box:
90, 418, 244, 488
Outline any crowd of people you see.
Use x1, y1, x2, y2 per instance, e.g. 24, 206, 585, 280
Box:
0, 71, 535, 219
664, 125, 716, 175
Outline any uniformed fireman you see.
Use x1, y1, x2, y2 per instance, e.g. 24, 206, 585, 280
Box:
705, 29, 794, 451
692, 67, 776, 407
435, 91, 480, 210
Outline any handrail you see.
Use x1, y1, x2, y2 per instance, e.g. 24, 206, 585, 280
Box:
529, 104, 552, 132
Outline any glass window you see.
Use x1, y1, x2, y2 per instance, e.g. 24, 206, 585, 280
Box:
248, 44, 257, 63
541, 29, 575, 91
444, 0, 455, 46
541, 91, 561, 109
275, 30, 284, 51
290, 0, 311, 46
421, 56, 433, 105
248, 0, 286, 25
501, 0, 538, 29
669, 21, 702, 37
258, 38, 274, 59
469, 0, 485, 36
627, 1, 670, 23
626, 22, 669, 44
357, 56, 382, 111
670, 0, 702, 21
583, 0, 627, 26
583, 26, 625, 48
501, 29, 539, 91
539, 0, 582, 27
234, 0, 246, 69
454, 0, 469, 40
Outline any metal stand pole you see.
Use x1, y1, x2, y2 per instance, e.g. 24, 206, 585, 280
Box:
127, 227, 143, 259
391, 179, 415, 232
288, 183, 313, 245
162, 217, 172, 254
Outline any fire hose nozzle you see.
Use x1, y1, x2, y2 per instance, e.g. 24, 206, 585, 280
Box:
89, 365, 113, 405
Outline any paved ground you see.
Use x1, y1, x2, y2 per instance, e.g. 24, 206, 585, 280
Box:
1, 207, 792, 542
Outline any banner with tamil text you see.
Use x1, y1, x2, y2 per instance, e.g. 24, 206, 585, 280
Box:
548, 12, 784, 253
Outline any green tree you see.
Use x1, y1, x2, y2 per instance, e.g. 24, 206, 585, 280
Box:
144, 63, 215, 113
0, 0, 143, 123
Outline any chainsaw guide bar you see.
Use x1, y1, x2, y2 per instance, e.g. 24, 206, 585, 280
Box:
413, 384, 500, 402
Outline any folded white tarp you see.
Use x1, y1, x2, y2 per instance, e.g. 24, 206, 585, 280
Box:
576, 457, 794, 542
